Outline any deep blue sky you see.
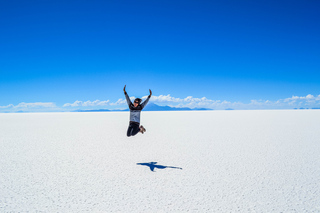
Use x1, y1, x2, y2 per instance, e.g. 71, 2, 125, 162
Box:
1, 0, 319, 108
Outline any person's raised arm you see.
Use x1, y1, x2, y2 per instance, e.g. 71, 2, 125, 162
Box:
141, 89, 152, 109
124, 85, 132, 106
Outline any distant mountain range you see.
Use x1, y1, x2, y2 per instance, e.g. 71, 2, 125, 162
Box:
73, 103, 212, 112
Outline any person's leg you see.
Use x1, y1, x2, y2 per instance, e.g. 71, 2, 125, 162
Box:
127, 124, 134, 137
131, 123, 141, 136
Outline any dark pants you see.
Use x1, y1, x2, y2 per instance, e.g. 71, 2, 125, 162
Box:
127, 122, 140, 137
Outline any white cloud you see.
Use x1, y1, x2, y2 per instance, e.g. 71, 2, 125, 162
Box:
0, 104, 14, 109
14, 102, 56, 108
63, 100, 110, 107
0, 102, 57, 112
82, 100, 109, 107
144, 94, 183, 103
0, 102, 56, 109
282, 94, 320, 107
63, 100, 83, 107
141, 94, 320, 110
110, 98, 127, 106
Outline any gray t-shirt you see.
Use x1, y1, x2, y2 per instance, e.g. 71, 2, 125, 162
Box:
125, 93, 150, 124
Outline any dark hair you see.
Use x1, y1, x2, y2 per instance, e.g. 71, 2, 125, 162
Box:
134, 98, 142, 104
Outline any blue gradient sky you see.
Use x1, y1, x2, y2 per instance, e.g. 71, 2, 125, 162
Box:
1, 0, 319, 111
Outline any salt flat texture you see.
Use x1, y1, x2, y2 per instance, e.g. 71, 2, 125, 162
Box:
1, 110, 320, 212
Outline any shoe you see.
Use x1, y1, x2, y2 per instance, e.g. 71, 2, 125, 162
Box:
139, 126, 144, 134
140, 125, 146, 133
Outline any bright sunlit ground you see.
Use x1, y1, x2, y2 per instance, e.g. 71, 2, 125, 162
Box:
1, 110, 320, 212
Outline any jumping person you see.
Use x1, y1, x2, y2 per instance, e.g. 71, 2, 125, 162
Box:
124, 85, 152, 137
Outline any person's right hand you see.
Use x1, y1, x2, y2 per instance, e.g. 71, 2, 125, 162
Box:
123, 85, 126, 93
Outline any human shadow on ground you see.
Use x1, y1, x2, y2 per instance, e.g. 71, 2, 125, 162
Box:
137, 162, 182, 172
